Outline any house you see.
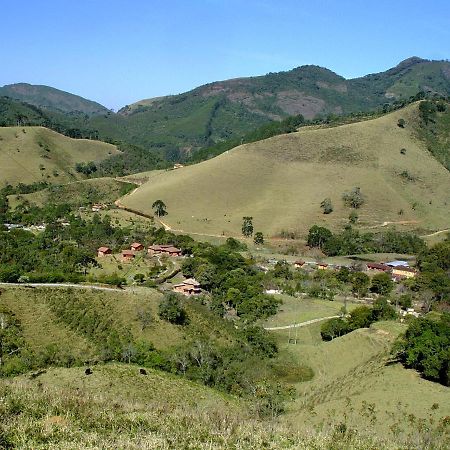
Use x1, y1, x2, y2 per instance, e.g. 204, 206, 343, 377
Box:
122, 250, 136, 262
265, 289, 282, 295
131, 242, 144, 252
294, 260, 305, 268
91, 203, 106, 212
366, 262, 391, 272
97, 246, 112, 257
173, 163, 184, 169
173, 278, 201, 296
385, 260, 409, 268
148, 244, 182, 257
317, 263, 329, 270
392, 265, 417, 279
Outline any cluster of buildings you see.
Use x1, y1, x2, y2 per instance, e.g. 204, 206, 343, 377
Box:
292, 259, 418, 281
97, 243, 183, 262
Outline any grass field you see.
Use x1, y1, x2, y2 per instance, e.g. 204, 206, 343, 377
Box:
0, 126, 119, 185
120, 103, 450, 238
273, 321, 450, 440
263, 295, 354, 329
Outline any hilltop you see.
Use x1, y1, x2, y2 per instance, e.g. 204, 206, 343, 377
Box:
0, 83, 109, 116
0, 126, 119, 185
99, 57, 450, 155
3, 58, 448, 162
119, 102, 450, 236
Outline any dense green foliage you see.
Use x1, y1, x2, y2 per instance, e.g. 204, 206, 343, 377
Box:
320, 299, 396, 341
307, 225, 426, 256
395, 315, 450, 386
417, 99, 450, 170
158, 293, 189, 325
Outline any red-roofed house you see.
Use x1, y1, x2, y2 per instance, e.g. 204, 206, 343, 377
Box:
131, 242, 144, 252
317, 263, 329, 270
392, 266, 417, 279
173, 278, 201, 296
122, 250, 136, 262
294, 260, 306, 268
97, 247, 112, 258
366, 262, 391, 272
148, 244, 182, 257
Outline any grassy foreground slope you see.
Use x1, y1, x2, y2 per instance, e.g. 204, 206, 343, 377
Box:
0, 126, 119, 185
121, 103, 450, 236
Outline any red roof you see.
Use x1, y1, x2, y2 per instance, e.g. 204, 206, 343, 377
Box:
122, 250, 135, 256
131, 242, 144, 249
367, 262, 390, 270
98, 247, 111, 253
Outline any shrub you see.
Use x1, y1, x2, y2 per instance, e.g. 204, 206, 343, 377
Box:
397, 118, 405, 128
342, 187, 365, 209
320, 198, 333, 214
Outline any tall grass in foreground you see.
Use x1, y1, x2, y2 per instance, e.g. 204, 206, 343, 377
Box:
0, 373, 448, 449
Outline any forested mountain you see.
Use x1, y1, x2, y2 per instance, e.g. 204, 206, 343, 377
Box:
0, 83, 109, 116
1, 57, 449, 162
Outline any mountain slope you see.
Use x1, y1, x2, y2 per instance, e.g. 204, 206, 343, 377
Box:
101, 57, 450, 156
0, 126, 119, 185
119, 102, 450, 236
0, 83, 109, 116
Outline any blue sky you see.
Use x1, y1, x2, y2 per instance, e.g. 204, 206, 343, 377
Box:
1, 0, 449, 109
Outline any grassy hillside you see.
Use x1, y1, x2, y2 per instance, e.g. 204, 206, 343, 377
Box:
0, 83, 109, 116
0, 126, 119, 185
7, 177, 135, 209
120, 103, 450, 237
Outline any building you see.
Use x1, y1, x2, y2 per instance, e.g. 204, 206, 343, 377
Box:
122, 250, 136, 262
366, 262, 391, 272
173, 278, 201, 296
294, 260, 305, 268
385, 260, 409, 268
173, 163, 184, 169
148, 244, 182, 257
97, 246, 112, 257
131, 242, 144, 252
317, 263, 329, 270
392, 265, 417, 279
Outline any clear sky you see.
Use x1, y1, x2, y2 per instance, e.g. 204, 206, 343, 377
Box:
1, 0, 449, 110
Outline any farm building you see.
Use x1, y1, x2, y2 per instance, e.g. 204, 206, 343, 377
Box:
294, 260, 305, 268
385, 260, 409, 267
317, 263, 329, 270
366, 262, 391, 272
122, 250, 136, 262
392, 265, 417, 279
97, 246, 112, 257
131, 242, 144, 252
173, 278, 201, 296
148, 244, 182, 257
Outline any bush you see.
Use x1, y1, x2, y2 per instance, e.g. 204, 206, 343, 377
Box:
320, 198, 333, 214
158, 293, 189, 325
342, 187, 365, 209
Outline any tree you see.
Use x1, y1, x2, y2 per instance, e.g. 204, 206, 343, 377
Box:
242, 216, 254, 237
307, 225, 333, 249
321, 318, 349, 341
371, 297, 397, 321
351, 272, 370, 297
347, 306, 373, 329
397, 118, 405, 128
254, 231, 264, 245
370, 272, 394, 295
320, 198, 333, 214
158, 293, 188, 325
342, 187, 365, 209
152, 200, 167, 217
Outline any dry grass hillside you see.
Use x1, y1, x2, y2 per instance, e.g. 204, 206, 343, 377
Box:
0, 126, 119, 185
120, 104, 450, 237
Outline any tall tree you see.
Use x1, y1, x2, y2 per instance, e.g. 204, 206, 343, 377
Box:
152, 200, 167, 217
242, 216, 254, 237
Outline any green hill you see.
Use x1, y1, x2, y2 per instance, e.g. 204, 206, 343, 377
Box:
0, 83, 109, 116
119, 103, 450, 237
0, 126, 120, 185
94, 57, 450, 156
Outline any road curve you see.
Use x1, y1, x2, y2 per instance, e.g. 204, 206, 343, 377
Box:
264, 315, 340, 331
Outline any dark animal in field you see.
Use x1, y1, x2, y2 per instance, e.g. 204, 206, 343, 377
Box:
85, 368, 93, 375
139, 368, 147, 375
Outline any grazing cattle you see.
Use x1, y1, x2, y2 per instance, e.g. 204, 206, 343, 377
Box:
139, 368, 147, 375
85, 368, 93, 375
